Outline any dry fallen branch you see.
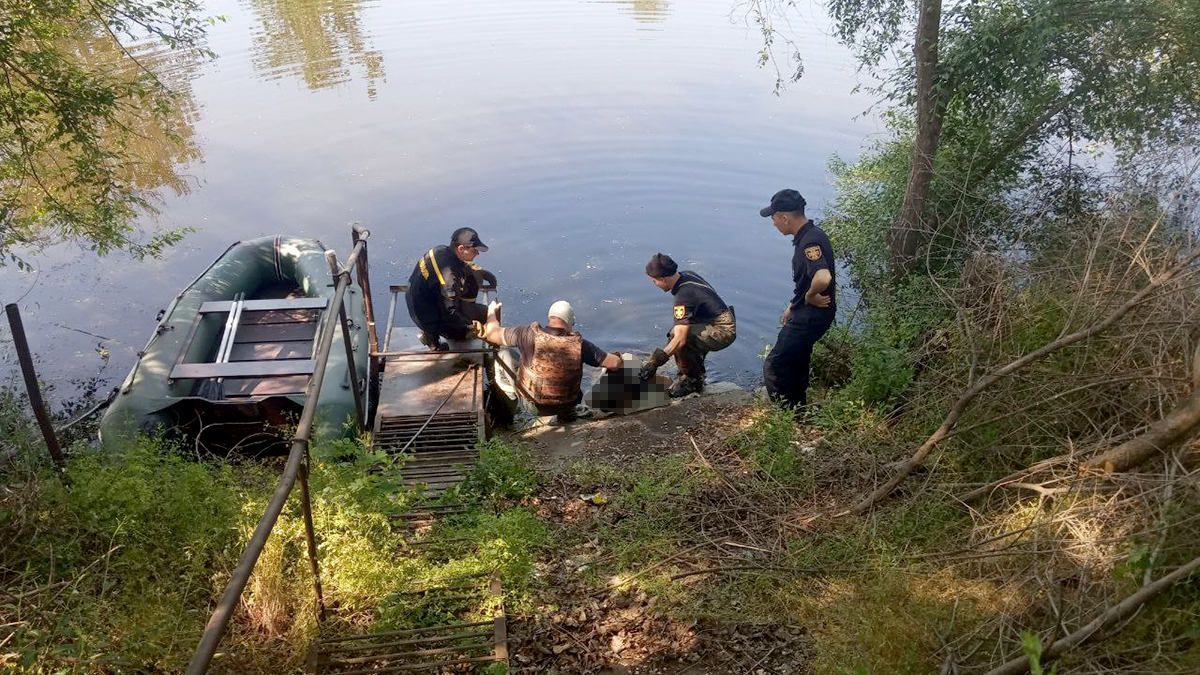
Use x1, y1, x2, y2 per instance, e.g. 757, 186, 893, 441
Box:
984, 554, 1200, 675
1084, 342, 1200, 473
958, 454, 1076, 504
845, 247, 1200, 515
1083, 388, 1200, 474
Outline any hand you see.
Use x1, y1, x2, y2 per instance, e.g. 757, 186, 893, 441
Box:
780, 305, 792, 326
475, 268, 498, 288
804, 291, 832, 309
638, 348, 670, 382
487, 300, 502, 319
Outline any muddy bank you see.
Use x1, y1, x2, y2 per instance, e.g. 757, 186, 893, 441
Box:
506, 386, 753, 469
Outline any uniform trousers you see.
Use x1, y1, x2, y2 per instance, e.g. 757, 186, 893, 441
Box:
763, 311, 834, 409
406, 292, 487, 342
675, 308, 736, 379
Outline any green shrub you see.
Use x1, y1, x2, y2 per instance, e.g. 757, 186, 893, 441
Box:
0, 433, 273, 671
455, 439, 540, 505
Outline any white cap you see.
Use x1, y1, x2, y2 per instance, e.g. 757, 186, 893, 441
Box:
547, 300, 575, 330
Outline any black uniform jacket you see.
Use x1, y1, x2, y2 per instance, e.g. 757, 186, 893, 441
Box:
407, 245, 475, 333
671, 271, 729, 326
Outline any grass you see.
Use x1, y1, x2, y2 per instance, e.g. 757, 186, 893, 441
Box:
5, 384, 1199, 673
543, 398, 1197, 673
0, 394, 545, 673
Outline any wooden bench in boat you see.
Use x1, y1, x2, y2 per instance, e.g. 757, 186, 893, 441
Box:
169, 297, 329, 398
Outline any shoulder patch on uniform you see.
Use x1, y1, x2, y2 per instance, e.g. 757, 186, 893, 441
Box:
804, 245, 823, 261
673, 305, 686, 320
418, 257, 430, 280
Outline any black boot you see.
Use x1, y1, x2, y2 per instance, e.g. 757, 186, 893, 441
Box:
668, 376, 704, 398
418, 331, 449, 352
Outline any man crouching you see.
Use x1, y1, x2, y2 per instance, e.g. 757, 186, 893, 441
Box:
481, 299, 623, 424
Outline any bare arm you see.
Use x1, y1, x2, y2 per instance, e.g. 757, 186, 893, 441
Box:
663, 323, 689, 355
600, 352, 623, 370
805, 269, 832, 308
480, 301, 504, 347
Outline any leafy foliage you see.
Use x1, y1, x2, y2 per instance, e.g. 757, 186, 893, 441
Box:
0, 0, 212, 266
0, 396, 546, 672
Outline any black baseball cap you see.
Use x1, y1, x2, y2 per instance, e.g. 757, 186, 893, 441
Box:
759, 189, 807, 217
450, 227, 488, 252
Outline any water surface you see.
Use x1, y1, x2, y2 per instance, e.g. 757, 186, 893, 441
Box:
0, 0, 878, 404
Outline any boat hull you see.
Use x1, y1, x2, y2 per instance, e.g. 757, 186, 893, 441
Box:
99, 236, 368, 453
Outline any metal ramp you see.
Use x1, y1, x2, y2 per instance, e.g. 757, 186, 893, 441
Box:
307, 285, 511, 674
373, 341, 485, 497
311, 573, 508, 674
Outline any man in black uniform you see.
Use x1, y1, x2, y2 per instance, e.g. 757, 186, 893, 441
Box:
639, 253, 737, 397
760, 189, 835, 413
406, 227, 497, 350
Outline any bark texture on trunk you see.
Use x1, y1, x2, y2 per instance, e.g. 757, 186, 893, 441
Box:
889, 0, 945, 277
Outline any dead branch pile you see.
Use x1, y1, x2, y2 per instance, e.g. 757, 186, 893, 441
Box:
854, 198, 1200, 512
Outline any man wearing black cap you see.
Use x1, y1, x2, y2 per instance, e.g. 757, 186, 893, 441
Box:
639, 252, 737, 397
406, 227, 497, 349
760, 189, 835, 413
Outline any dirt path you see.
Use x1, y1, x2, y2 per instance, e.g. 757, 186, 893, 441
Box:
505, 387, 752, 469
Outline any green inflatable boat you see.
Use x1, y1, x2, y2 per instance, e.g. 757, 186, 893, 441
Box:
99, 235, 368, 454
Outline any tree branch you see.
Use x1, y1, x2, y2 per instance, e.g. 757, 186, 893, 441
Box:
846, 246, 1200, 514
984, 554, 1200, 675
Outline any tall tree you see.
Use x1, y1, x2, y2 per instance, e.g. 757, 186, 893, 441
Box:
825, 0, 1200, 278
888, 0, 942, 275
0, 0, 211, 267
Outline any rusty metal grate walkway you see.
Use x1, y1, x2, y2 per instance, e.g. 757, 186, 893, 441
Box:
311, 574, 508, 674
376, 411, 481, 497
309, 317, 511, 673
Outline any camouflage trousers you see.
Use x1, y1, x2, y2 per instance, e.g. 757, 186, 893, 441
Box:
675, 308, 736, 379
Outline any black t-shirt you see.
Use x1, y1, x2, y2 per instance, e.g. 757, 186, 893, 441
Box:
671, 271, 729, 326
789, 221, 836, 320
502, 324, 608, 367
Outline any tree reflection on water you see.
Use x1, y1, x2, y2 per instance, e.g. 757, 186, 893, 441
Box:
78, 37, 205, 200
246, 0, 386, 99
604, 0, 672, 24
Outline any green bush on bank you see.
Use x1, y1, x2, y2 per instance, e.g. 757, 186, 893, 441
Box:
0, 430, 273, 671
0, 400, 545, 673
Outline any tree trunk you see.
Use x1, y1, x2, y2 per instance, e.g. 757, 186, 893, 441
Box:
889, 0, 945, 277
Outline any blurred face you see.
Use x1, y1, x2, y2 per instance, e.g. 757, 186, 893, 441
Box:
454, 243, 480, 262
650, 275, 673, 292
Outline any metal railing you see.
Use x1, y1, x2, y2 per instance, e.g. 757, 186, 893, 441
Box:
185, 227, 374, 674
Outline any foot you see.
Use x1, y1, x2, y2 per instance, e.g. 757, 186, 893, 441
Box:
668, 376, 704, 398
418, 331, 449, 352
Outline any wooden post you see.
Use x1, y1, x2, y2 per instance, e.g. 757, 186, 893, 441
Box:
5, 303, 66, 472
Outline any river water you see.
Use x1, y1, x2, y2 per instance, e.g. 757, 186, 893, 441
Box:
0, 0, 878, 405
